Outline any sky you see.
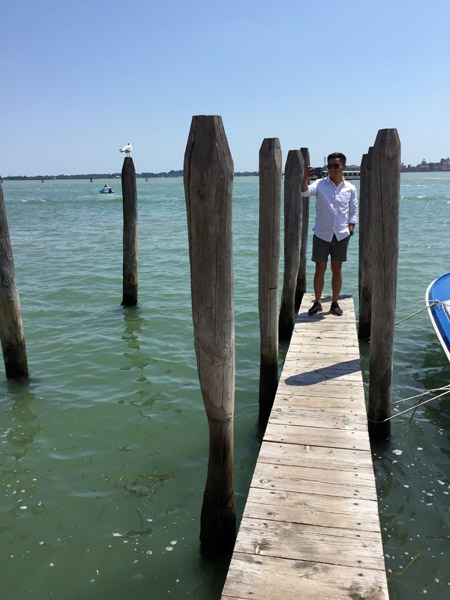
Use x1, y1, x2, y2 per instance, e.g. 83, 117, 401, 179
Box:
1, 0, 449, 176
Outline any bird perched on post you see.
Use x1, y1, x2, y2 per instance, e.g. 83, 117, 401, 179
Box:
119, 142, 132, 156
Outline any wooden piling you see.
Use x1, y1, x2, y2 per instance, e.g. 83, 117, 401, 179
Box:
258, 138, 282, 427
121, 157, 138, 306
368, 129, 401, 440
184, 115, 236, 554
279, 150, 304, 342
0, 182, 29, 378
358, 148, 373, 340
295, 147, 310, 311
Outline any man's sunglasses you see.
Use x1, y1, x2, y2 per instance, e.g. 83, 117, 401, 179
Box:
327, 163, 341, 169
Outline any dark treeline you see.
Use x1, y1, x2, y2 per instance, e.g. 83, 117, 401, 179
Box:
2, 170, 258, 181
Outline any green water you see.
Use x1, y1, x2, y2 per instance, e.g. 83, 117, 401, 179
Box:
0, 174, 449, 599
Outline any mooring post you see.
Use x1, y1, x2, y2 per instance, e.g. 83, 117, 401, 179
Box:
121, 157, 138, 306
295, 147, 310, 311
368, 129, 401, 440
279, 150, 304, 342
358, 148, 373, 340
184, 115, 236, 555
0, 182, 29, 378
258, 138, 282, 427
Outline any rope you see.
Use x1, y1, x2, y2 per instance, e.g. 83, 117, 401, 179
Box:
368, 384, 450, 423
394, 300, 439, 326
366, 299, 450, 424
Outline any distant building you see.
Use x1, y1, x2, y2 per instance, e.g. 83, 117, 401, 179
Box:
417, 159, 430, 171
401, 157, 450, 173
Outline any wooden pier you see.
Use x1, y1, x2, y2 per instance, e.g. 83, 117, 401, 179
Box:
221, 294, 388, 600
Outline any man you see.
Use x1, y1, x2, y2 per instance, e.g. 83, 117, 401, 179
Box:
301, 152, 358, 316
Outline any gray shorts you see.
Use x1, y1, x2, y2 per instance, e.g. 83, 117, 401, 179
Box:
312, 234, 350, 263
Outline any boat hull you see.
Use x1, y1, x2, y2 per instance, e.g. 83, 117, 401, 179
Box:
426, 273, 450, 363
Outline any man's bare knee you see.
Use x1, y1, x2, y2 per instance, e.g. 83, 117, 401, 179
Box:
330, 260, 342, 274
315, 261, 327, 275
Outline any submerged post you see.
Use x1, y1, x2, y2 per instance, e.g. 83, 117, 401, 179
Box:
258, 138, 282, 427
368, 129, 401, 440
295, 147, 310, 311
358, 148, 373, 340
279, 150, 304, 342
0, 182, 29, 378
184, 115, 236, 554
121, 157, 138, 306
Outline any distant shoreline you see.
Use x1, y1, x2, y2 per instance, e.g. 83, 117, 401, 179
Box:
2, 168, 449, 182
1, 170, 258, 181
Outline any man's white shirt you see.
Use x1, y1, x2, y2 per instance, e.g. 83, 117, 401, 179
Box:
301, 176, 358, 242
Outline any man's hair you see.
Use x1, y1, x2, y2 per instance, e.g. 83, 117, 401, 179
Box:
327, 152, 346, 165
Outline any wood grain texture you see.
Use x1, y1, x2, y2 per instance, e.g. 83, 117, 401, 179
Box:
368, 128, 401, 439
0, 182, 28, 378
258, 138, 282, 425
184, 115, 236, 553
221, 294, 388, 599
121, 156, 138, 306
295, 147, 310, 310
279, 150, 304, 341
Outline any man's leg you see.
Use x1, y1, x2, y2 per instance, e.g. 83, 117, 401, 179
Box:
330, 260, 342, 302
314, 261, 327, 303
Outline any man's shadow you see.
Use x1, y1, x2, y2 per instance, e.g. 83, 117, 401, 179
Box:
290, 295, 359, 385
285, 358, 361, 386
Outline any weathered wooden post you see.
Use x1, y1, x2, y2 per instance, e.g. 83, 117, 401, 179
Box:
184, 115, 236, 554
368, 129, 401, 440
121, 157, 138, 306
258, 138, 282, 427
0, 182, 29, 378
358, 148, 373, 340
295, 147, 310, 311
279, 150, 304, 342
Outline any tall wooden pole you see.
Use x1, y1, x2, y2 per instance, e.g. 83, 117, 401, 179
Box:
0, 182, 28, 378
184, 115, 236, 554
279, 150, 304, 342
358, 148, 373, 340
258, 138, 282, 427
121, 157, 138, 306
295, 147, 310, 311
368, 129, 401, 440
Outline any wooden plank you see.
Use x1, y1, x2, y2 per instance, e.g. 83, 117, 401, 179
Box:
268, 406, 369, 430
222, 553, 388, 600
243, 487, 382, 532
221, 294, 388, 599
234, 519, 385, 571
250, 462, 378, 501
271, 396, 367, 413
264, 423, 372, 452
281, 371, 364, 386
257, 441, 374, 472
284, 355, 361, 367
275, 386, 365, 401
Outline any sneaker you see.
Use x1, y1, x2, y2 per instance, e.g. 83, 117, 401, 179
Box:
330, 301, 343, 316
308, 301, 323, 316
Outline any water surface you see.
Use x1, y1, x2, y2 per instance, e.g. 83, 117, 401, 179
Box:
0, 173, 448, 599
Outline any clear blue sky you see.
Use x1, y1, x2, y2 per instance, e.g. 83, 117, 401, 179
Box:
1, 0, 448, 176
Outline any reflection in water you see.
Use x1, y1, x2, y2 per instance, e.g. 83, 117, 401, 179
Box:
120, 306, 158, 410
3, 380, 41, 460
193, 552, 231, 600
1, 380, 46, 523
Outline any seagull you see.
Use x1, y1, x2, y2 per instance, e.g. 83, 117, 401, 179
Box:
119, 142, 132, 156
